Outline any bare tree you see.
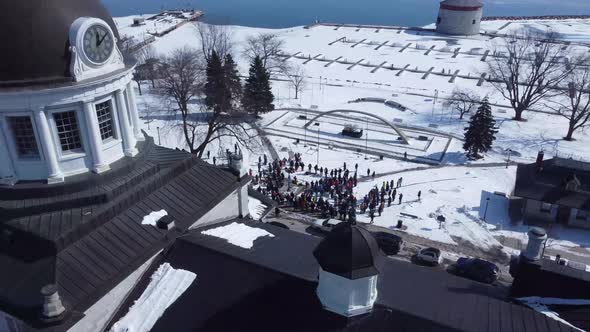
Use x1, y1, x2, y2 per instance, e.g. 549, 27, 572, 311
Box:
135, 44, 159, 88
158, 47, 204, 154
487, 31, 572, 121
445, 88, 481, 120
547, 56, 590, 141
196, 23, 232, 62
243, 33, 289, 73
286, 65, 306, 99
159, 47, 258, 158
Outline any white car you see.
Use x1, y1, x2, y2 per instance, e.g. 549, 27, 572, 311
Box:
416, 247, 443, 266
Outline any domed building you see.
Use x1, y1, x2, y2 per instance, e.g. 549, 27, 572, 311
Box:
436, 0, 484, 36
0, 0, 143, 185
0, 2, 253, 330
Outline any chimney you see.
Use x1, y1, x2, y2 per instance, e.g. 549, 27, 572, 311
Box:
156, 214, 175, 231
313, 223, 383, 317
536, 151, 544, 172
521, 227, 547, 262
40, 284, 66, 323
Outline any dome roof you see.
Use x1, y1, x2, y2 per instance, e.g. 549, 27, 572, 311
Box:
313, 222, 384, 280
0, 0, 119, 86
440, 0, 484, 8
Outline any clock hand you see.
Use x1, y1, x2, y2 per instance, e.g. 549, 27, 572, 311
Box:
95, 32, 100, 47
97, 32, 108, 47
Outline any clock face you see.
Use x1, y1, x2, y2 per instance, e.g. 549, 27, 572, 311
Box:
82, 24, 114, 64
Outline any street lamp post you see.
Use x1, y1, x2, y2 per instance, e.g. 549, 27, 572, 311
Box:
316, 122, 320, 165
506, 149, 512, 168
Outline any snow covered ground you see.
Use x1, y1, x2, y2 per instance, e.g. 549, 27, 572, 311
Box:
115, 16, 590, 260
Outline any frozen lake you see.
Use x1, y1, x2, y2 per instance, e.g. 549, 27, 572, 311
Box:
103, 0, 590, 28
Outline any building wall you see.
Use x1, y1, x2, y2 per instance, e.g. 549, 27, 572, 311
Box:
0, 310, 25, 332
568, 208, 590, 229
0, 68, 138, 182
523, 199, 557, 224
189, 190, 241, 230
436, 8, 483, 35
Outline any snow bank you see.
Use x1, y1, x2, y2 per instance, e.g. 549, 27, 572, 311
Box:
201, 222, 275, 249
111, 263, 196, 332
248, 197, 268, 220
518, 297, 590, 332
142, 210, 168, 227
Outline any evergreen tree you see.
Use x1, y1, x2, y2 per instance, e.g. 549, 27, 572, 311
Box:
242, 56, 274, 116
204, 51, 227, 113
223, 53, 242, 109
463, 97, 498, 160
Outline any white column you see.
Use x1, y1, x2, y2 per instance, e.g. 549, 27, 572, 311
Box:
116, 89, 138, 157
0, 120, 16, 183
83, 101, 110, 174
126, 82, 144, 141
34, 108, 64, 184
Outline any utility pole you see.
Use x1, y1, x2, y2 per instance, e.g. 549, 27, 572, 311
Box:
157, 126, 161, 145
431, 89, 438, 121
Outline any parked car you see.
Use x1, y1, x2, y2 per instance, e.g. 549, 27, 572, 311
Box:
372, 232, 404, 255
309, 219, 343, 235
416, 247, 443, 266
342, 125, 363, 138
453, 258, 499, 284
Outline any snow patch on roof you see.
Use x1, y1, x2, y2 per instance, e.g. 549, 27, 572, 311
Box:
142, 210, 168, 227
201, 222, 275, 249
111, 263, 196, 332
518, 297, 590, 332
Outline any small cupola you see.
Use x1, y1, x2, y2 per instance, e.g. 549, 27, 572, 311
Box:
313, 222, 384, 317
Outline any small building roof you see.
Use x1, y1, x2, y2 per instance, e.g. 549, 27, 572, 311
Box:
514, 158, 590, 209
107, 220, 577, 332
313, 222, 384, 279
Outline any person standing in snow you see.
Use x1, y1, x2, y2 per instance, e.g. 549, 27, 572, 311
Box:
367, 168, 370, 177
387, 196, 392, 207
398, 193, 403, 205
418, 190, 422, 201
207, 151, 210, 159
372, 171, 375, 178
213, 156, 216, 165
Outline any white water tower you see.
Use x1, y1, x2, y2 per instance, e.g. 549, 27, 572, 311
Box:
436, 0, 484, 36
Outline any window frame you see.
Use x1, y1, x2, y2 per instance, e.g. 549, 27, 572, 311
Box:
1, 112, 44, 164
93, 94, 122, 151
95, 99, 116, 142
48, 108, 86, 160
5, 115, 42, 161
576, 209, 589, 220
540, 202, 553, 213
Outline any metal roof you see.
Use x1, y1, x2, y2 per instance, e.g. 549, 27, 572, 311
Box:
109, 221, 576, 332
0, 137, 242, 330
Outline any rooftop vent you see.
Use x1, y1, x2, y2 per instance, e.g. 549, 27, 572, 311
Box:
40, 284, 66, 323
521, 227, 547, 262
156, 214, 175, 231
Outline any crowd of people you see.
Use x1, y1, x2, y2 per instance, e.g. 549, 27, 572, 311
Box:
252, 152, 421, 224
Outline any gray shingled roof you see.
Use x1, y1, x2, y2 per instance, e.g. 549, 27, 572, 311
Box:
0, 136, 243, 330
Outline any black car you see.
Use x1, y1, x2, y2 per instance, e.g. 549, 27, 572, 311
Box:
453, 258, 499, 284
342, 125, 363, 138
372, 232, 404, 255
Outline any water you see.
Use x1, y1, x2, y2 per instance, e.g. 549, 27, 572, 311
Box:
103, 0, 590, 28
